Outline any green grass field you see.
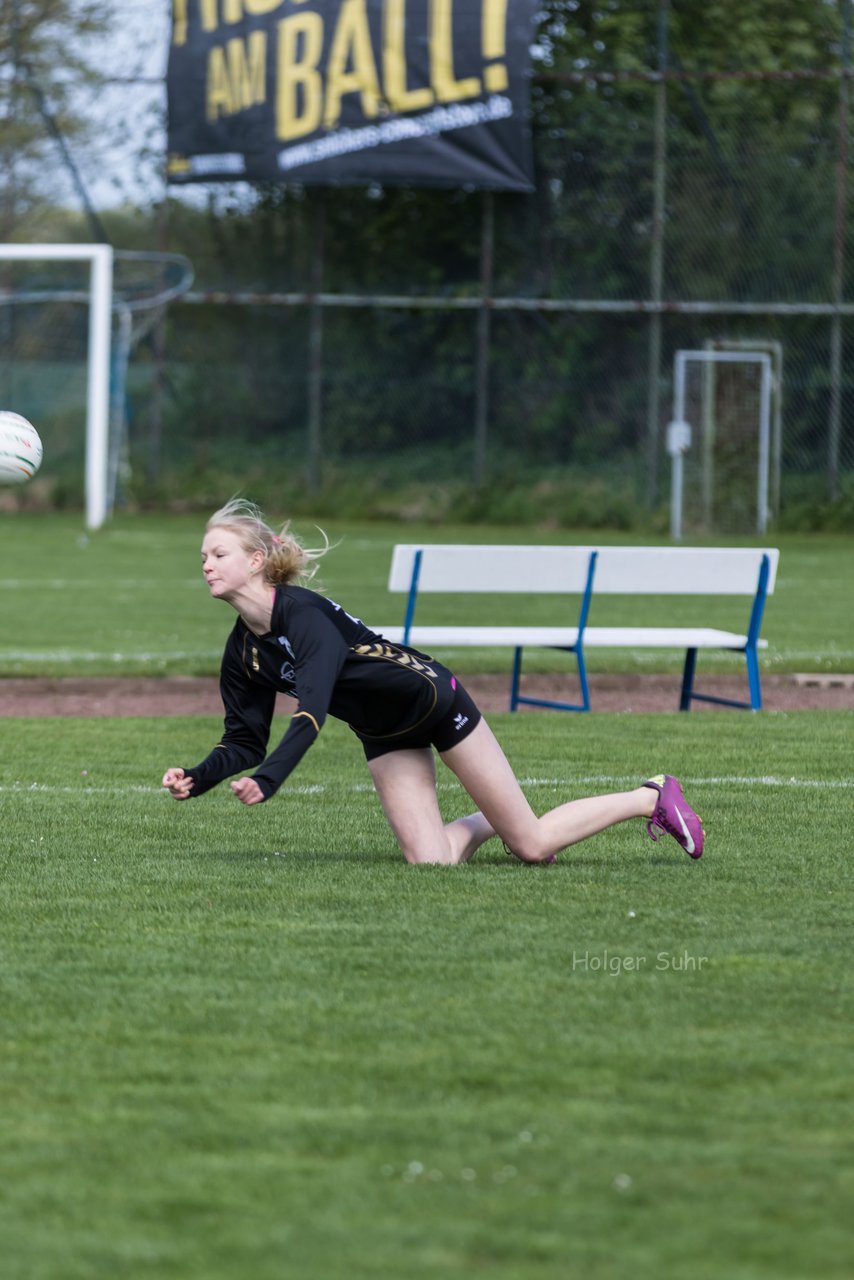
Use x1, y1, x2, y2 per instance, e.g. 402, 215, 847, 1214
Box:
1, 513, 852, 1278
1, 711, 852, 1279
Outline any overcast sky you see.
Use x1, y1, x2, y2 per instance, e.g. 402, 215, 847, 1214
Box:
65, 0, 172, 210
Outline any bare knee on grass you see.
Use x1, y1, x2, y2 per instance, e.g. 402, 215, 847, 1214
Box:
504, 835, 555, 864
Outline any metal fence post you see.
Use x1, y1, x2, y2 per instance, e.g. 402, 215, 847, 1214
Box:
828, 0, 851, 503
646, 0, 669, 506
474, 190, 494, 487
307, 193, 325, 493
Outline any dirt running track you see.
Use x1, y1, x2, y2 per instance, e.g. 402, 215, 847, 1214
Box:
1, 674, 852, 716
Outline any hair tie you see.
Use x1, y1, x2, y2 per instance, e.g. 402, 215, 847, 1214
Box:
272, 535, 282, 545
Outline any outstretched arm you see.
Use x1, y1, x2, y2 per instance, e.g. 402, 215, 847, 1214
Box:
170, 645, 275, 799
249, 610, 348, 800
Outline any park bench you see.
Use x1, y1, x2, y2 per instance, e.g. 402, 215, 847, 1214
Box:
375, 544, 780, 712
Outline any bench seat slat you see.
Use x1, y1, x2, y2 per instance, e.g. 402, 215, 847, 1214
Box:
376, 626, 578, 647
581, 626, 761, 648
376, 625, 763, 650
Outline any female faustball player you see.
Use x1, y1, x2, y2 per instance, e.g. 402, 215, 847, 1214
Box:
161, 500, 705, 866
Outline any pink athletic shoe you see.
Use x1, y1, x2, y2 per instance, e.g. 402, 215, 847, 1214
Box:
643, 774, 704, 859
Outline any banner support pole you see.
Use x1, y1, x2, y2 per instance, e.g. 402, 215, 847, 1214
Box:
307, 192, 325, 493
474, 191, 495, 487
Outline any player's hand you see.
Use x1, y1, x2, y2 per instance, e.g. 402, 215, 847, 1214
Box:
162, 767, 194, 800
230, 777, 265, 806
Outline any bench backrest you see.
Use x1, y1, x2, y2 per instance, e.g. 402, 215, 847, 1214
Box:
587, 547, 778, 595
389, 545, 779, 597
388, 544, 597, 594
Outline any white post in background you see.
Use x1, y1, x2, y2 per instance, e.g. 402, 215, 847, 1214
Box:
667, 419, 692, 541
0, 243, 113, 530
669, 350, 692, 541
756, 355, 772, 535
86, 245, 113, 530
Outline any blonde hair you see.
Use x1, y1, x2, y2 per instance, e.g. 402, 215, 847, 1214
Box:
206, 498, 327, 586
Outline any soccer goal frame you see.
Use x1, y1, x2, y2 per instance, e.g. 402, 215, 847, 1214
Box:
668, 348, 773, 541
0, 243, 113, 530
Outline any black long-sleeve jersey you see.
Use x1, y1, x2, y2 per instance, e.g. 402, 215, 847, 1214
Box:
183, 584, 454, 800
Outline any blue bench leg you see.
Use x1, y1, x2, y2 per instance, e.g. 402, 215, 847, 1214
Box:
509, 645, 590, 712
745, 645, 762, 710
510, 646, 523, 711
680, 648, 698, 711
576, 646, 591, 712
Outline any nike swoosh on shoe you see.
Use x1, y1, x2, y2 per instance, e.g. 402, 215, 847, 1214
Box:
674, 805, 695, 856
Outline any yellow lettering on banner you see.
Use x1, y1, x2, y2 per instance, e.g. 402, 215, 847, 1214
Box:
200, 0, 285, 33
206, 32, 266, 119
245, 0, 286, 14
383, 0, 433, 113
277, 13, 324, 140
431, 0, 481, 103
207, 47, 234, 118
229, 31, 267, 109
324, 0, 382, 129
482, 0, 509, 92
200, 0, 218, 32
202, 0, 502, 139
173, 0, 188, 46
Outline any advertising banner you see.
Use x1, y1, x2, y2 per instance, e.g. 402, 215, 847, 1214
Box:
167, 0, 538, 190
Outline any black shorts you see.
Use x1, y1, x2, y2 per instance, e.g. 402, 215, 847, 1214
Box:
359, 677, 482, 761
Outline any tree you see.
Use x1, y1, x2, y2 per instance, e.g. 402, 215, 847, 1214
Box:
0, 0, 113, 237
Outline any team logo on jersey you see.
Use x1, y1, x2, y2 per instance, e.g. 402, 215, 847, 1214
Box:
276, 635, 296, 682
353, 642, 438, 679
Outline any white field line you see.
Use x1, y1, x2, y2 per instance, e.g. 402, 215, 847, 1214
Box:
517, 774, 854, 789
0, 650, 222, 663
0, 775, 850, 797
0, 579, 202, 589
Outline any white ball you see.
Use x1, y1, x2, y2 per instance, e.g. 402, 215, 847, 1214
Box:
0, 411, 43, 485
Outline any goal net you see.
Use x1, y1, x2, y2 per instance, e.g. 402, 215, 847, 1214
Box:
0, 245, 193, 528
669, 347, 778, 538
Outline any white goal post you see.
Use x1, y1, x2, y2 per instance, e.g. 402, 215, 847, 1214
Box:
668, 348, 773, 540
0, 243, 113, 530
